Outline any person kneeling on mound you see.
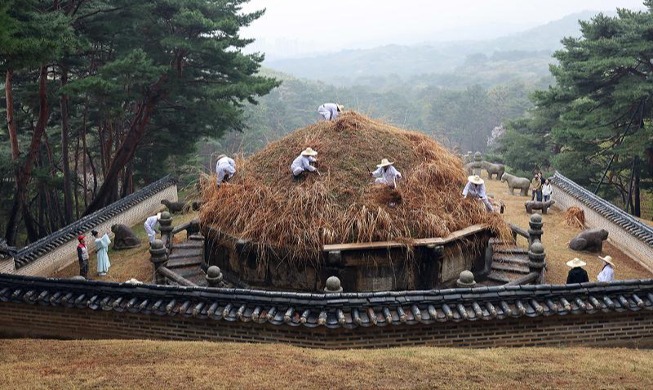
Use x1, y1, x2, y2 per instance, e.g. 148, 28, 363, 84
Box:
371, 158, 402, 189
291, 147, 320, 180
462, 175, 493, 212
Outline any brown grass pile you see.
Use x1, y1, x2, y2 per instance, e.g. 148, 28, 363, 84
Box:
200, 112, 510, 264
564, 206, 585, 229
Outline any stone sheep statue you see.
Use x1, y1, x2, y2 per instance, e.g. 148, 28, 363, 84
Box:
500, 172, 530, 196
110, 224, 141, 250
481, 161, 506, 180
569, 228, 609, 252
161, 199, 185, 214
525, 199, 555, 214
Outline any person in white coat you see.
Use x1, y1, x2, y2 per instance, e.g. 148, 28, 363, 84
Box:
462, 175, 493, 212
144, 213, 161, 243
542, 178, 553, 202
317, 103, 344, 121
371, 159, 402, 189
215, 154, 236, 187
291, 147, 319, 179
597, 255, 615, 282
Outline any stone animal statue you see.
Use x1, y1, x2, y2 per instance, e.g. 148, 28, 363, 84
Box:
569, 228, 609, 252
0, 238, 17, 260
500, 172, 530, 196
187, 219, 201, 236
110, 224, 141, 250
525, 199, 555, 214
161, 199, 185, 213
481, 161, 505, 180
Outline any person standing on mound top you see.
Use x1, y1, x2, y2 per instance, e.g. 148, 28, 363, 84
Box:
215, 154, 236, 187
371, 158, 402, 189
291, 147, 319, 179
462, 175, 493, 212
566, 257, 589, 284
317, 103, 344, 121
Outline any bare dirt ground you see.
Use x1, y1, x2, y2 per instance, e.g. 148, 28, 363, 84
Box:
483, 173, 652, 283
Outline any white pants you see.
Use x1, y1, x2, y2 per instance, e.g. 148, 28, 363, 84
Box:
144, 223, 156, 243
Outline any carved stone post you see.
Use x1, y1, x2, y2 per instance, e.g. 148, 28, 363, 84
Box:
528, 241, 546, 284
205, 266, 225, 288
456, 270, 476, 288
472, 152, 483, 176
158, 211, 173, 249
527, 213, 543, 246
324, 276, 343, 293
149, 239, 168, 285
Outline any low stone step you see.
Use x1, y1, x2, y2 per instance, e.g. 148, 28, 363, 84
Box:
492, 254, 530, 266
167, 257, 203, 268
491, 262, 530, 274
491, 246, 529, 255
175, 268, 207, 285
172, 242, 203, 250
168, 249, 202, 259
486, 271, 512, 284
189, 234, 204, 241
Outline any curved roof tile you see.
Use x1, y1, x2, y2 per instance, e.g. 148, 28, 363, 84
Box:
1, 274, 652, 329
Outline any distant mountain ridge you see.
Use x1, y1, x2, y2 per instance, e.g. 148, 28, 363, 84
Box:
265, 10, 605, 84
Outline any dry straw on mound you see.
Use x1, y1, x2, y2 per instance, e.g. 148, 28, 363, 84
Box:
564, 206, 585, 229
200, 112, 511, 265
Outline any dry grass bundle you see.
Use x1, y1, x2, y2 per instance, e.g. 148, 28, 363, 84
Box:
564, 206, 585, 229
200, 112, 511, 265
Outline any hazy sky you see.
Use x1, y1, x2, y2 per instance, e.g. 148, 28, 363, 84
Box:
242, 0, 646, 57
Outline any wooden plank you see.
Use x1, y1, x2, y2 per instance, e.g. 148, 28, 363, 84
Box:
322, 224, 489, 252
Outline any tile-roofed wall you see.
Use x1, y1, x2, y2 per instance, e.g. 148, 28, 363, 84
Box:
1, 273, 653, 348
551, 171, 653, 272
0, 176, 177, 276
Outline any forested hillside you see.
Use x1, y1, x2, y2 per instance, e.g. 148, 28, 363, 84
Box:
265, 11, 595, 85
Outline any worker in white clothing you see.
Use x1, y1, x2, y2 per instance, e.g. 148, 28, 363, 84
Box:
215, 154, 236, 187
144, 213, 161, 243
317, 103, 344, 121
291, 147, 319, 179
462, 175, 493, 212
371, 158, 402, 189
597, 255, 615, 282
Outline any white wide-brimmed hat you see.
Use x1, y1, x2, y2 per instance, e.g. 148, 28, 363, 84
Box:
376, 158, 394, 168
216, 154, 226, 161
566, 258, 586, 268
156, 212, 162, 220
599, 255, 615, 268
301, 147, 318, 156
468, 175, 484, 185
337, 104, 344, 112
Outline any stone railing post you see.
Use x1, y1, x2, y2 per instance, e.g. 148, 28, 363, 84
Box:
528, 241, 546, 284
527, 214, 543, 246
149, 239, 168, 285
324, 276, 343, 293
158, 211, 173, 250
472, 151, 483, 176
205, 266, 225, 288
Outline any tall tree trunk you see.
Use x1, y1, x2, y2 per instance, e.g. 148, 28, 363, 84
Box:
5, 66, 50, 245
60, 67, 73, 224
5, 69, 21, 244
634, 157, 641, 218
84, 79, 165, 215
